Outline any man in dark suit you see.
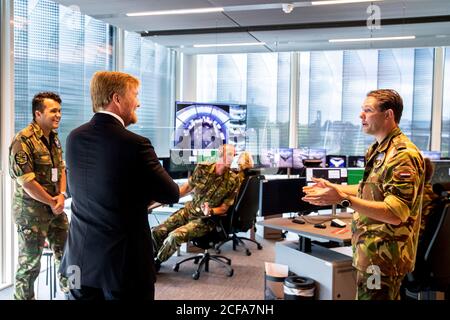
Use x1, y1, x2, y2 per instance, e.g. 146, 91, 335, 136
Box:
60, 71, 180, 300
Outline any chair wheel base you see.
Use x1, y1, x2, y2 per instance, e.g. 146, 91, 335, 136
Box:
246, 250, 251, 256
228, 269, 234, 277
192, 271, 200, 280
173, 265, 179, 272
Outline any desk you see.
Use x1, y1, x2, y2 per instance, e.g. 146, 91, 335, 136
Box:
258, 213, 356, 300
257, 213, 352, 251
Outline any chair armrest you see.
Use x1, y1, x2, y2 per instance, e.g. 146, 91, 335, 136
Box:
147, 202, 162, 214
199, 214, 227, 221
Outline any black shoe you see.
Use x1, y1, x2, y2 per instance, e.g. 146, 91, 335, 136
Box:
154, 258, 162, 273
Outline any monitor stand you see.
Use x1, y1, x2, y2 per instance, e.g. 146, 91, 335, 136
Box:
331, 204, 337, 216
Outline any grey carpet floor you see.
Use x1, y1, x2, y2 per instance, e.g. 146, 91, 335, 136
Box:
0, 235, 279, 300
155, 236, 277, 300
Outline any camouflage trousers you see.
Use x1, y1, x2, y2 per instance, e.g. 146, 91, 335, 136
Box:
356, 269, 405, 300
152, 207, 214, 263
14, 204, 69, 300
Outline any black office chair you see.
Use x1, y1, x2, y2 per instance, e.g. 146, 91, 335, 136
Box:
215, 174, 264, 256
173, 215, 234, 280
403, 187, 450, 300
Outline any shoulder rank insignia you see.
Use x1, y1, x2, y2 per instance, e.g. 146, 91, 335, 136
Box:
15, 150, 29, 166
54, 138, 61, 149
374, 152, 385, 168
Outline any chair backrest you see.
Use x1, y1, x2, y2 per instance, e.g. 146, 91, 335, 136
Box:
228, 174, 264, 233
424, 202, 450, 287
192, 216, 229, 249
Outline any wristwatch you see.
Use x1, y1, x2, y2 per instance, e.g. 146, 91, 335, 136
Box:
340, 198, 352, 208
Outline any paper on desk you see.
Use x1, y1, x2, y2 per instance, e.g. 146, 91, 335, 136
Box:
329, 246, 353, 257
265, 262, 289, 278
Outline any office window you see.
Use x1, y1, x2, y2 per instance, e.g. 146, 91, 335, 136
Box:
443, 48, 450, 157
14, 0, 114, 151
197, 53, 291, 155
298, 48, 434, 156
124, 31, 176, 157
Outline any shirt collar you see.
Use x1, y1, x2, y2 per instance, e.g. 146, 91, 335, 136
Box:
31, 121, 57, 139
368, 126, 402, 156
97, 110, 125, 127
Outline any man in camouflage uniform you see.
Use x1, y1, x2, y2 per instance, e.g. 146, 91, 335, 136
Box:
303, 89, 424, 300
152, 144, 240, 268
9, 92, 69, 300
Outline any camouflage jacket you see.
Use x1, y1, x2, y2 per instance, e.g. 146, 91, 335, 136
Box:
9, 121, 65, 208
352, 127, 425, 276
184, 163, 240, 216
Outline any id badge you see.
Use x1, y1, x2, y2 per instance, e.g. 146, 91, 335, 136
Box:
51, 168, 58, 182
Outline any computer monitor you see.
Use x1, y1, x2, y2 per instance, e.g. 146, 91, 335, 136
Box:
292, 147, 309, 169
306, 168, 348, 184
278, 148, 293, 168
308, 148, 326, 168
347, 168, 364, 185
174, 101, 247, 152
259, 148, 293, 168
326, 155, 347, 168
348, 156, 366, 168
431, 160, 450, 185
169, 149, 197, 172
422, 151, 441, 160
259, 178, 321, 216
159, 156, 186, 179
196, 148, 219, 163
259, 149, 278, 168
292, 147, 326, 169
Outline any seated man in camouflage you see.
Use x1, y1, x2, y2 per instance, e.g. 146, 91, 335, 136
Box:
152, 144, 240, 270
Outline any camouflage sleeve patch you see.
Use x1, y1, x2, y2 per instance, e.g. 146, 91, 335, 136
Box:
382, 151, 424, 222
15, 150, 29, 165
9, 138, 35, 185
392, 166, 416, 183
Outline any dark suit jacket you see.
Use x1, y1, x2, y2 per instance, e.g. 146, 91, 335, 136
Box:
60, 113, 179, 296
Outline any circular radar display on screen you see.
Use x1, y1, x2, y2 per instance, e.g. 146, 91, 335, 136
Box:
175, 104, 230, 149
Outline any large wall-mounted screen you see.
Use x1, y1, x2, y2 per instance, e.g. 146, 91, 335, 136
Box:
174, 102, 247, 152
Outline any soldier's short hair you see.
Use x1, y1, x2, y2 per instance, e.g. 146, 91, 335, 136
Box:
32, 92, 62, 120
90, 71, 140, 112
424, 157, 435, 183
367, 89, 403, 124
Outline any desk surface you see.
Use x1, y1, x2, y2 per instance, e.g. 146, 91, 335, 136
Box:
257, 213, 353, 244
